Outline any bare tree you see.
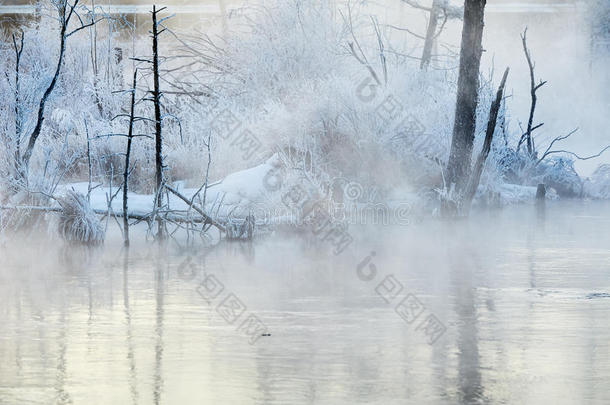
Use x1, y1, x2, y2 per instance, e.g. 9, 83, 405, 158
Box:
536, 128, 610, 165
515, 29, 610, 169
341, 3, 384, 86
517, 28, 546, 157
123, 69, 138, 247
152, 5, 167, 240
446, 0, 486, 192
463, 67, 510, 209
11, 30, 24, 183
19, 0, 103, 181
420, 0, 441, 70
396, 0, 463, 69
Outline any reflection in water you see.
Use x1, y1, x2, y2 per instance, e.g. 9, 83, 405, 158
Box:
536, 197, 546, 230
55, 309, 72, 405
14, 290, 22, 377
154, 248, 165, 405
450, 245, 484, 404
0, 202, 609, 404
123, 248, 139, 405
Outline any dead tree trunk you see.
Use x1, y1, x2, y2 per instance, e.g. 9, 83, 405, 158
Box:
517, 28, 546, 157
12, 31, 24, 182
420, 0, 440, 70
463, 67, 509, 209
151, 5, 166, 240
446, 0, 487, 192
123, 69, 138, 247
401, 0, 462, 70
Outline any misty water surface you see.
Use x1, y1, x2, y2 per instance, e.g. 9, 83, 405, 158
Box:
1, 201, 609, 404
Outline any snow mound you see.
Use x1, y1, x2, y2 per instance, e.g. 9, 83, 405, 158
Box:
206, 155, 281, 207
58, 154, 298, 226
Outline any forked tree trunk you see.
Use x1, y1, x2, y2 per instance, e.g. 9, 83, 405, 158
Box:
518, 29, 546, 158
446, 0, 487, 192
463, 67, 509, 210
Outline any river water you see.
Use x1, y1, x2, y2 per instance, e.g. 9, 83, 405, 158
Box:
0, 201, 609, 404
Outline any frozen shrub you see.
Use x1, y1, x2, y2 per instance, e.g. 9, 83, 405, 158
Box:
539, 157, 582, 198
56, 190, 105, 245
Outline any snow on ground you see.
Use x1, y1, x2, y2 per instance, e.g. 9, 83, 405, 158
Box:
57, 155, 283, 222
56, 154, 561, 229
495, 183, 558, 205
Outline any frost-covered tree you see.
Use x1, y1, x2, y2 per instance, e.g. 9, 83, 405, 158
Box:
18, 0, 103, 181
589, 0, 610, 54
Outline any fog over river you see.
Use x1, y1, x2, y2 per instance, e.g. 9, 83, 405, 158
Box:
1, 201, 609, 404
0, 1, 609, 404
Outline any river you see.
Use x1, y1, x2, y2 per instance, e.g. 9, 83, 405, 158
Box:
0, 200, 609, 404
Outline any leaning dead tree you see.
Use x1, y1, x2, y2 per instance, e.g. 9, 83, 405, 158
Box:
446, 0, 486, 193
18, 0, 102, 183
463, 67, 510, 209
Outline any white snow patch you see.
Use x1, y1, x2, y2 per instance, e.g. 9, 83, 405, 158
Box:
56, 155, 284, 221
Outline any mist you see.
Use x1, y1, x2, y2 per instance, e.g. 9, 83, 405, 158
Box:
0, 0, 609, 404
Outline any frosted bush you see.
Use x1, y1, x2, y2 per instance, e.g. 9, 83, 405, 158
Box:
538, 157, 582, 197
56, 190, 105, 245
175, 0, 513, 203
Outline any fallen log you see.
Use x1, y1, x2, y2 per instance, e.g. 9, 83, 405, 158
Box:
0, 205, 215, 225
165, 184, 226, 232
